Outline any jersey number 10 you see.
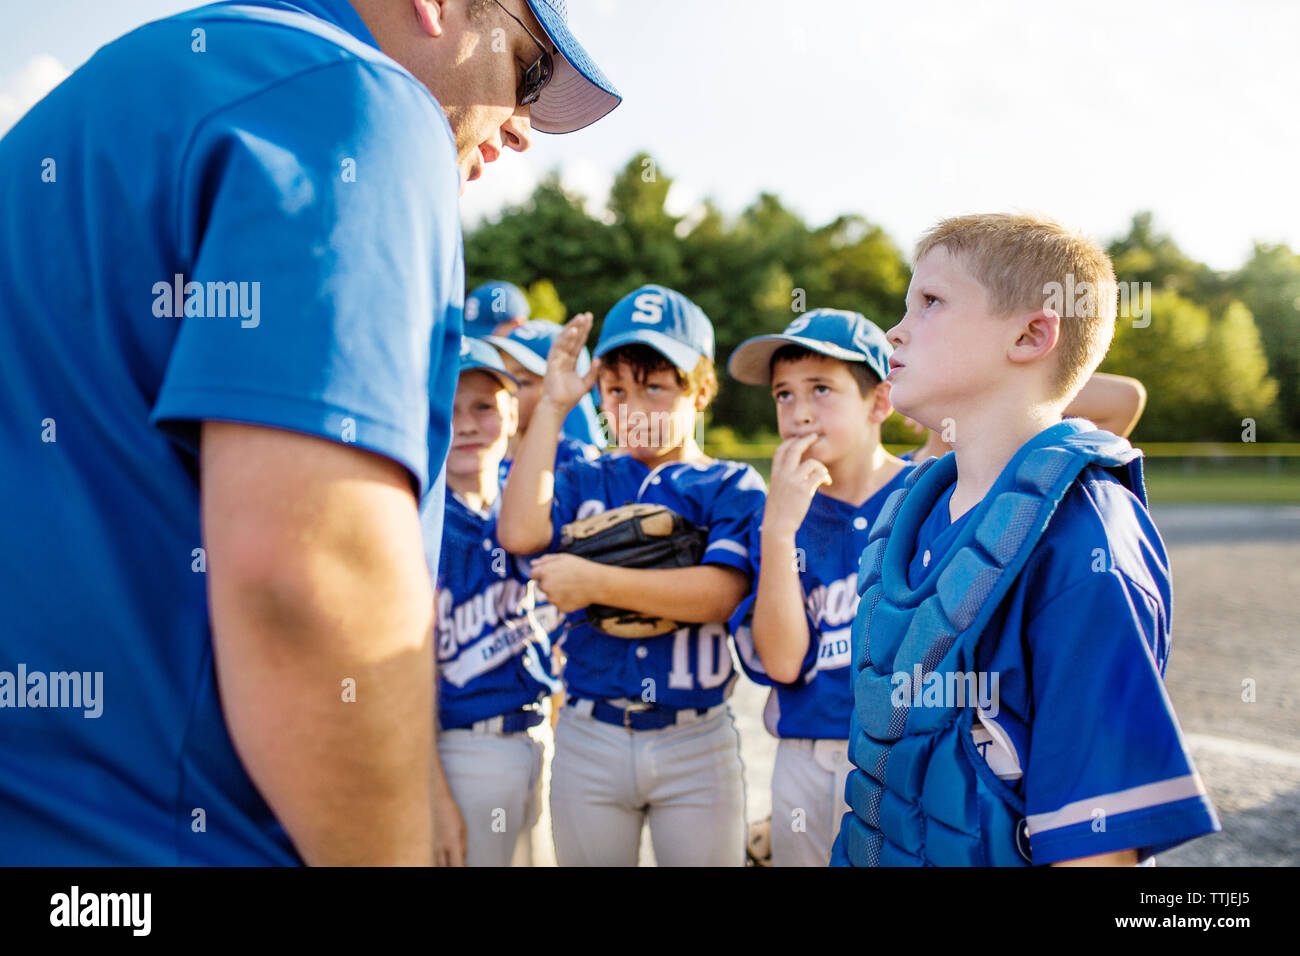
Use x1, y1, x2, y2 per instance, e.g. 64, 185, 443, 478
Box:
667, 624, 731, 690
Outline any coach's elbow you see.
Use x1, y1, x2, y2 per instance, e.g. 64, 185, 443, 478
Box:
211, 530, 432, 660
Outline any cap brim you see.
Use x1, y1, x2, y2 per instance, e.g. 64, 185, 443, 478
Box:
486, 336, 548, 377
526, 1, 622, 134
595, 329, 703, 374
459, 361, 519, 392
727, 335, 868, 385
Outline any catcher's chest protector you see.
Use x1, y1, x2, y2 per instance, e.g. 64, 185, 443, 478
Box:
842, 420, 1144, 866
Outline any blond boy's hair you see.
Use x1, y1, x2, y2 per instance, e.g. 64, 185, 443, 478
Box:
914, 213, 1118, 401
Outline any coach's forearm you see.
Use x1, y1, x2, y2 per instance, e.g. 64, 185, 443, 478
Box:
751, 529, 813, 684
499, 397, 565, 554
210, 536, 435, 866
591, 564, 749, 626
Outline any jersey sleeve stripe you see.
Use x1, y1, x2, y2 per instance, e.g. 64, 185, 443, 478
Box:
705, 539, 748, 558
1025, 773, 1210, 836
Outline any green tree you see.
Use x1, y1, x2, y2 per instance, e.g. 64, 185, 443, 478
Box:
1232, 243, 1300, 436
1102, 291, 1277, 440
462, 158, 1296, 443
465, 175, 631, 320
525, 279, 566, 324
1108, 211, 1229, 310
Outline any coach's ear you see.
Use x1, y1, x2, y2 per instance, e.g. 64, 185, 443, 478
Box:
412, 0, 448, 38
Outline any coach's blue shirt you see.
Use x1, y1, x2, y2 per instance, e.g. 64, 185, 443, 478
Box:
731, 466, 913, 740
906, 466, 1219, 863
0, 0, 463, 864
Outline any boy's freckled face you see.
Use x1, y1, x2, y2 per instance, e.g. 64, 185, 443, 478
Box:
598, 361, 697, 463
448, 370, 517, 479
887, 245, 1010, 425
771, 355, 878, 465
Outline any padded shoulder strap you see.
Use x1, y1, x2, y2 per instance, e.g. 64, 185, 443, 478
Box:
863, 421, 1142, 618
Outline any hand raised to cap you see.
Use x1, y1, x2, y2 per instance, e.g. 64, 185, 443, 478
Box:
542, 312, 600, 411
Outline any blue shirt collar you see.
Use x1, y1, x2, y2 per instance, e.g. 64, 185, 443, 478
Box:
261, 0, 382, 52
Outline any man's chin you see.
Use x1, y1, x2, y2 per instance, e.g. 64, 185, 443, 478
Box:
456, 154, 482, 194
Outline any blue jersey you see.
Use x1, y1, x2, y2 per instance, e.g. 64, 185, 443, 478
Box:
905, 467, 1218, 863
436, 493, 561, 729
0, 0, 462, 865
550, 454, 767, 709
731, 466, 914, 740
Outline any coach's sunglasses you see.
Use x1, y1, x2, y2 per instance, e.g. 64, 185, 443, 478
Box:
491, 0, 555, 108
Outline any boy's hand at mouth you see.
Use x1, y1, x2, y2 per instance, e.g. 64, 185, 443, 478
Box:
763, 433, 831, 540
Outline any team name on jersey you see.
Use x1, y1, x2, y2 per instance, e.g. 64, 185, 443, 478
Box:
436, 578, 532, 658
804, 573, 859, 630
803, 573, 859, 675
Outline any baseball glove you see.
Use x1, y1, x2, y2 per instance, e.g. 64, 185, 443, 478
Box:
559, 502, 708, 638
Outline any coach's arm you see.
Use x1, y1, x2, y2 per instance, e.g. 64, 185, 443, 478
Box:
200, 422, 436, 866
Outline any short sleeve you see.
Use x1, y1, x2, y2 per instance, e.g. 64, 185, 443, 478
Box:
1022, 571, 1219, 864
702, 465, 767, 576
151, 61, 462, 496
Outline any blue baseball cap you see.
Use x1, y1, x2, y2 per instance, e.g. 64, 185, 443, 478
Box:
486, 319, 593, 378
728, 309, 893, 386
464, 281, 530, 338
594, 285, 715, 374
524, 0, 622, 134
457, 335, 518, 392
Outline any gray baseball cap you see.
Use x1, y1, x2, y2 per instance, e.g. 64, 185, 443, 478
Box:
524, 0, 622, 133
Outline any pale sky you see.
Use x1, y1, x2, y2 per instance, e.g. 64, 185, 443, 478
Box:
3, 0, 1297, 270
